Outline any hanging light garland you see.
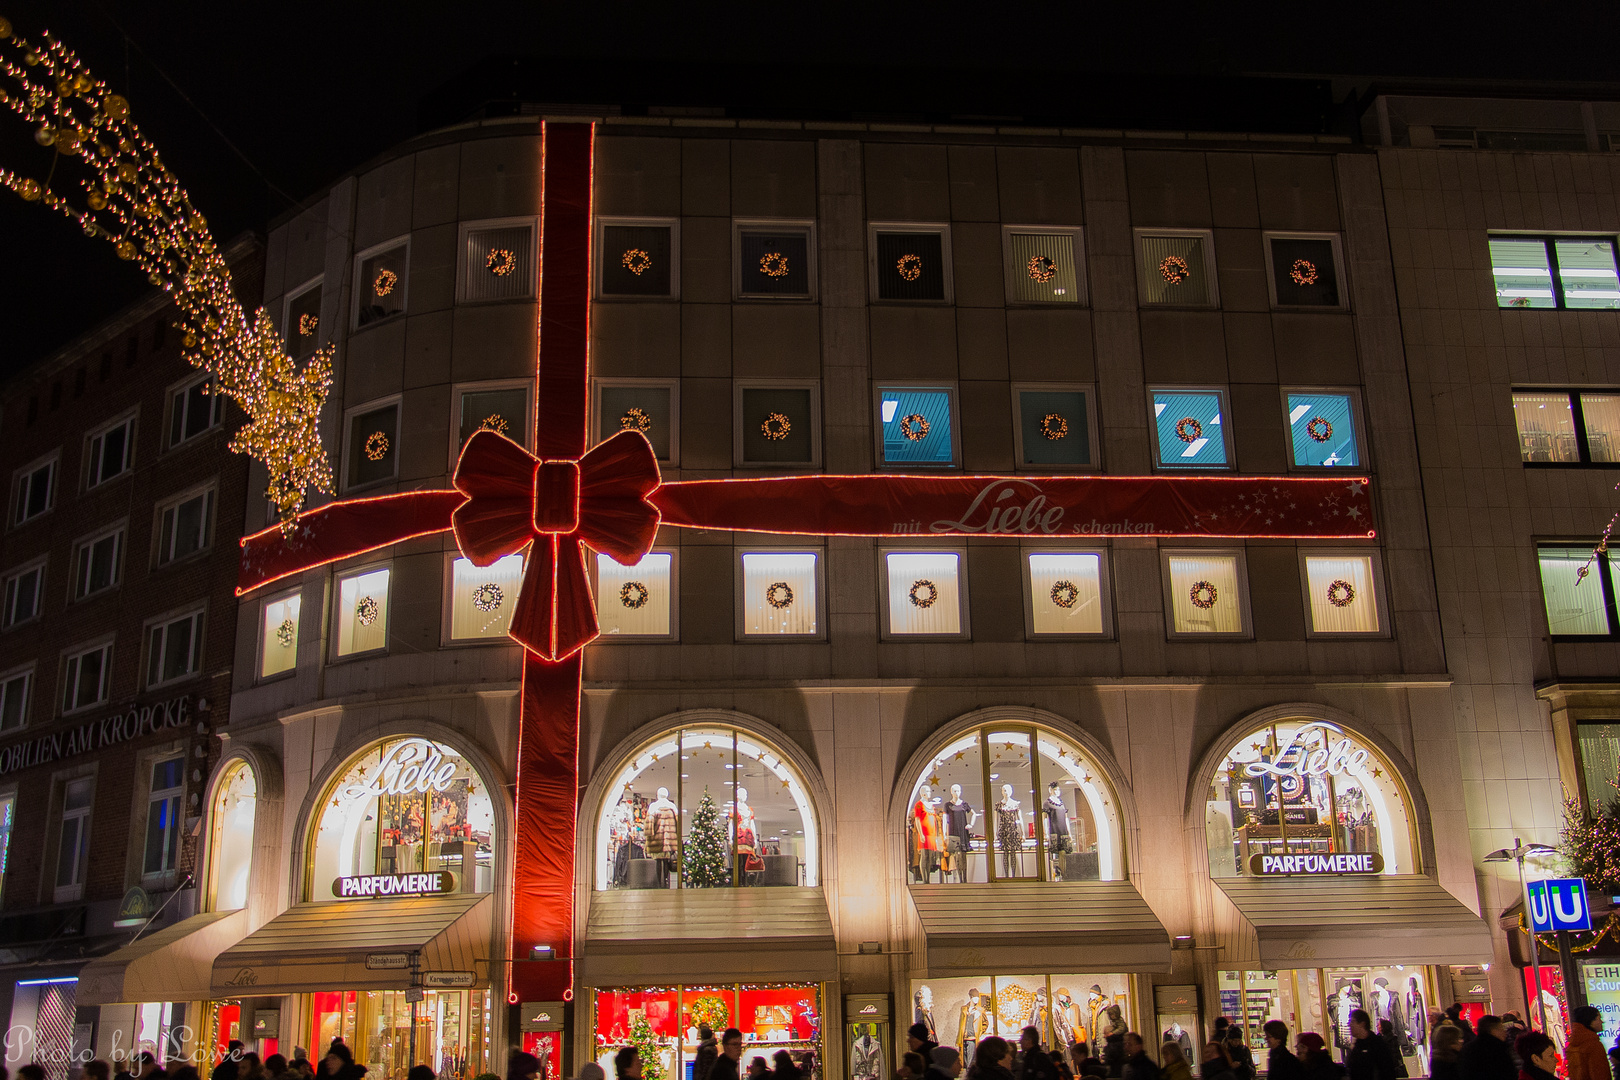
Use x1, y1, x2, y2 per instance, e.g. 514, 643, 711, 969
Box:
486, 248, 516, 276
479, 413, 509, 435
1027, 255, 1057, 283
620, 407, 652, 434
622, 248, 652, 276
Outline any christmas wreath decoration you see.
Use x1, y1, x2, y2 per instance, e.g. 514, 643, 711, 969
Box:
1326, 579, 1355, 608
620, 581, 650, 609
761, 412, 792, 441
1039, 413, 1068, 441
486, 248, 516, 277
1174, 416, 1202, 443
480, 413, 509, 435
908, 579, 939, 609
276, 618, 296, 648
297, 312, 319, 337
759, 252, 790, 278
896, 253, 923, 281
1188, 580, 1218, 610
688, 995, 730, 1034
765, 581, 794, 609
472, 583, 504, 612
364, 431, 390, 461
620, 407, 652, 434
1050, 580, 1079, 609
372, 269, 398, 297
621, 248, 652, 276
1306, 416, 1333, 442
900, 414, 930, 441
1510, 295, 1533, 308
1027, 255, 1057, 283
1159, 254, 1190, 284
1289, 259, 1319, 286
355, 595, 380, 626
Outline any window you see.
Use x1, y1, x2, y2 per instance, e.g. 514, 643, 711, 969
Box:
460, 219, 537, 302
1150, 388, 1232, 470
157, 488, 215, 565
1490, 235, 1620, 310
1578, 723, 1620, 812
1137, 230, 1217, 307
168, 378, 224, 447
355, 239, 408, 327
1284, 389, 1364, 469
0, 791, 14, 899
1537, 544, 1616, 638
1012, 386, 1097, 470
86, 416, 134, 487
73, 527, 124, 599
1003, 227, 1084, 304
143, 757, 184, 878
870, 224, 951, 302
146, 609, 204, 688
882, 551, 967, 638
1512, 390, 1620, 464
739, 552, 820, 638
594, 986, 825, 1067
593, 380, 678, 464
736, 381, 820, 468
13, 455, 56, 525
0, 667, 31, 732
55, 777, 93, 901
877, 385, 958, 468
207, 761, 257, 911
335, 566, 391, 657
3, 560, 45, 628
1162, 550, 1250, 638
259, 590, 300, 680
1266, 233, 1345, 308
456, 383, 530, 456
62, 642, 111, 713
1024, 551, 1110, 637
596, 218, 677, 299
447, 554, 525, 642
595, 552, 675, 639
735, 221, 815, 300
285, 278, 323, 357
345, 400, 400, 490
1301, 552, 1384, 636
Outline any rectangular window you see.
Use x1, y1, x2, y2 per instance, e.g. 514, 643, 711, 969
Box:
157, 489, 215, 565
3, 561, 44, 628
1266, 233, 1345, 308
335, 566, 391, 656
739, 552, 820, 638
1491, 235, 1620, 310
593, 380, 678, 464
736, 381, 820, 468
596, 218, 677, 299
86, 417, 134, 487
457, 384, 530, 456
0, 792, 14, 894
1003, 227, 1084, 304
1012, 386, 1097, 470
1137, 230, 1216, 307
146, 610, 203, 688
168, 378, 224, 447
55, 776, 93, 899
346, 401, 400, 490
871, 224, 951, 302
1025, 552, 1109, 637
13, 456, 56, 525
882, 551, 966, 637
0, 668, 31, 732
1163, 550, 1250, 637
1537, 544, 1615, 637
73, 527, 124, 599
285, 278, 323, 357
1301, 553, 1383, 636
62, 641, 112, 713
1284, 389, 1363, 469
1150, 388, 1232, 470
259, 590, 301, 680
143, 757, 184, 878
595, 552, 674, 639
448, 554, 525, 642
1578, 723, 1620, 811
735, 221, 815, 300
877, 385, 958, 468
461, 219, 537, 302
1512, 390, 1620, 464
355, 239, 409, 327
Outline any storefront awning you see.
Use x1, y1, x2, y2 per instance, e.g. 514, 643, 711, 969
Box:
1216, 875, 1493, 967
910, 882, 1172, 975
211, 894, 492, 996
78, 909, 249, 1006
581, 887, 836, 985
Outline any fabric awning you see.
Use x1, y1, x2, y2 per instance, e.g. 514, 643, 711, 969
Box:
910, 882, 1172, 975
78, 909, 249, 1006
581, 887, 836, 985
1216, 875, 1493, 967
211, 894, 492, 996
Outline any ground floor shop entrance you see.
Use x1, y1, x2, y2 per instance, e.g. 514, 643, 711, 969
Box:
310, 990, 494, 1080
907, 974, 1133, 1069
591, 983, 825, 1080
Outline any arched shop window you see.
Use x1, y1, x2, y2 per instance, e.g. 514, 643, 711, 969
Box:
309, 737, 495, 901
906, 723, 1124, 884
207, 759, 257, 911
1204, 717, 1417, 878
594, 724, 818, 890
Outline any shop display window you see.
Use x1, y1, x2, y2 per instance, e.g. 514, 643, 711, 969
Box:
310, 988, 492, 1080
906, 724, 1122, 885
448, 554, 525, 642
207, 761, 257, 911
596, 726, 817, 890
1204, 718, 1417, 879
909, 975, 1128, 1060
594, 985, 822, 1080
1220, 967, 1434, 1074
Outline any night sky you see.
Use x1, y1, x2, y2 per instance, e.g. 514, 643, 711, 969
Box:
1, 0, 1618, 377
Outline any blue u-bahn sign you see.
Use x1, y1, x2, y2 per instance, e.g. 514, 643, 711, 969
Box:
1528, 877, 1592, 933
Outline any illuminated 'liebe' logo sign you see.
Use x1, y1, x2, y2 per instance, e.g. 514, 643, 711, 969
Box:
340, 738, 457, 802
1242, 721, 1371, 781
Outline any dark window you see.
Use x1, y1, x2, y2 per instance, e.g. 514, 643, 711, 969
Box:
98, 354, 111, 382
86, 419, 133, 487
464, 225, 535, 302
1269, 237, 1341, 307
152, 320, 166, 351
738, 386, 816, 466
169, 381, 224, 446
875, 230, 947, 301
458, 387, 529, 453
26, 398, 36, 426
287, 284, 323, 357
600, 224, 673, 297
50, 382, 61, 410
73, 369, 85, 398
347, 403, 399, 489
13, 460, 54, 525
738, 227, 812, 298
596, 384, 673, 462
357, 244, 408, 327
74, 530, 122, 599
125, 337, 138, 367
147, 612, 202, 688
1016, 389, 1093, 467
158, 490, 214, 564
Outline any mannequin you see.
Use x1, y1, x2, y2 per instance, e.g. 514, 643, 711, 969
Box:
914, 986, 937, 1042
1402, 976, 1427, 1053
646, 787, 679, 886
911, 785, 944, 883
1051, 987, 1082, 1052
1043, 781, 1073, 880
1085, 986, 1106, 1051
943, 784, 976, 884
958, 988, 989, 1069
732, 787, 764, 883
1162, 1023, 1192, 1063
995, 784, 1024, 879
851, 1023, 882, 1080
608, 790, 644, 887
1027, 986, 1050, 1036
1331, 984, 1361, 1058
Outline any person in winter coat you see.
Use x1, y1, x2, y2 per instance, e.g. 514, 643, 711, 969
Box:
1294, 1034, 1345, 1080
693, 1027, 719, 1080
1018, 1030, 1060, 1080
1070, 1044, 1105, 1080
712, 1031, 744, 1080
910, 1027, 941, 1066
1459, 1015, 1517, 1080
1158, 1043, 1191, 1080
746, 1059, 769, 1080
1199, 1043, 1237, 1080
214, 1044, 246, 1080
1429, 1024, 1462, 1080
1347, 1011, 1399, 1080
1515, 1032, 1558, 1080
509, 1051, 542, 1080
1568, 1006, 1613, 1080
1120, 1035, 1159, 1080
771, 1051, 800, 1080
1263, 1021, 1305, 1080
1375, 1022, 1407, 1080
968, 1038, 1014, 1080
1223, 1032, 1254, 1080
927, 1047, 964, 1080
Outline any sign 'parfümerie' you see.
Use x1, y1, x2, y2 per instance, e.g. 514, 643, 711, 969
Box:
333, 872, 456, 898
0, 695, 191, 777
1249, 852, 1384, 876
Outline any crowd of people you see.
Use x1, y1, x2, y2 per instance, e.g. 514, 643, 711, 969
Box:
543, 1024, 818, 1080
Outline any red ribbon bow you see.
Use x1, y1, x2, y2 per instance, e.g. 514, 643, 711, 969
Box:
451, 429, 661, 660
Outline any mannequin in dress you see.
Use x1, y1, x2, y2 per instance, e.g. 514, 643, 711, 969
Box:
1043, 781, 1073, 880
944, 784, 976, 884
646, 786, 679, 886
1403, 976, 1427, 1054
958, 988, 989, 1069
914, 986, 937, 1042
1162, 1023, 1192, 1063
911, 784, 943, 883
608, 789, 643, 887
995, 783, 1024, 879
732, 786, 764, 883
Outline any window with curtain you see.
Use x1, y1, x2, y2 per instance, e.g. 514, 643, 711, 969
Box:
449, 554, 525, 641
260, 591, 300, 679
885, 552, 963, 636
1578, 723, 1620, 811
1513, 391, 1580, 462
464, 222, 536, 301
1006, 230, 1081, 304
1491, 235, 1620, 309
879, 386, 957, 467
741, 552, 819, 637
1027, 552, 1106, 635
596, 552, 673, 637
1285, 391, 1361, 468
1151, 389, 1230, 470
208, 760, 257, 911
1165, 552, 1245, 635
1303, 554, 1382, 635
458, 385, 530, 453
335, 567, 391, 656
1537, 545, 1614, 637
1138, 232, 1213, 306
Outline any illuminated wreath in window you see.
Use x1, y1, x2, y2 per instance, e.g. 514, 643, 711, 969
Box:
486, 248, 516, 277
620, 407, 652, 434
764, 582, 794, 609
619, 581, 650, 609
761, 412, 792, 441
759, 252, 790, 278
364, 431, 390, 461
900, 414, 930, 441
297, 312, 318, 336
1290, 259, 1319, 286
1174, 417, 1203, 443
275, 618, 296, 648
355, 596, 380, 626
622, 248, 652, 276
908, 579, 939, 608
1510, 295, 1533, 308
372, 269, 398, 297
1039, 413, 1068, 441
1050, 580, 1080, 609
896, 253, 923, 281
1326, 579, 1356, 608
472, 583, 504, 612
1306, 416, 1333, 442
1188, 580, 1218, 609
1027, 255, 1057, 283
480, 414, 509, 435
1159, 255, 1190, 284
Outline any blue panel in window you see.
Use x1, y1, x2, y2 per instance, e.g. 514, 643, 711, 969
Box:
880, 388, 955, 466
1152, 390, 1229, 469
1286, 392, 1360, 467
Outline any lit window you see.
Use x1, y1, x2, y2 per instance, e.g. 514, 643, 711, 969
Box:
1267, 234, 1343, 308
740, 552, 819, 637
61, 642, 112, 713
157, 489, 214, 565
147, 609, 204, 688
335, 567, 391, 656
448, 554, 525, 642
457, 385, 530, 454
1005, 228, 1083, 304
1302, 553, 1383, 635
207, 761, 257, 911
3, 561, 45, 628
1027, 552, 1107, 636
1284, 390, 1362, 468
1137, 231, 1215, 306
871, 225, 951, 302
1578, 723, 1620, 811
1513, 389, 1620, 464
1537, 544, 1615, 637
462, 220, 536, 302
737, 382, 819, 468
86, 417, 134, 488
736, 222, 815, 300
595, 552, 673, 638
1491, 235, 1620, 310
597, 218, 677, 299
73, 527, 124, 599
355, 240, 408, 327
285, 279, 323, 357
0, 791, 15, 897
259, 591, 301, 680
143, 757, 184, 878
168, 378, 224, 447
55, 776, 93, 901
1014, 387, 1095, 469
595, 381, 677, 463
883, 551, 964, 637
346, 402, 399, 490
1163, 551, 1248, 637
878, 386, 957, 468
12, 456, 56, 525
0, 668, 31, 732
1150, 388, 1231, 470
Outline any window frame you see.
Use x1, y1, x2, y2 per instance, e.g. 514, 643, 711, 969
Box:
868, 221, 954, 305
54, 773, 94, 902
1134, 227, 1219, 309
1263, 231, 1349, 311
0, 663, 34, 733
141, 753, 186, 883
71, 521, 126, 601
1147, 384, 1237, 473
1536, 540, 1620, 642
352, 234, 411, 330
154, 482, 217, 567
143, 605, 206, 690
588, 548, 680, 643
593, 215, 681, 301
282, 274, 325, 356
256, 586, 302, 683
1160, 546, 1254, 641
590, 377, 680, 465
733, 218, 818, 302
332, 562, 393, 660
1297, 547, 1391, 640
12, 451, 58, 527
342, 394, 403, 493
60, 637, 114, 715
1020, 546, 1115, 640
456, 216, 540, 303
735, 547, 827, 642
164, 372, 226, 449
450, 378, 534, 468
877, 545, 971, 642
1513, 387, 1620, 468
1489, 232, 1620, 310
999, 224, 1087, 307
0, 785, 16, 904
440, 551, 529, 647
84, 411, 137, 490
2, 556, 47, 630
1010, 382, 1102, 474
874, 382, 962, 471
1280, 385, 1370, 472
734, 378, 822, 470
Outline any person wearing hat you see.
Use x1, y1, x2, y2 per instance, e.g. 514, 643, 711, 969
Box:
927, 1047, 963, 1080
1567, 1006, 1613, 1080
910, 1024, 940, 1064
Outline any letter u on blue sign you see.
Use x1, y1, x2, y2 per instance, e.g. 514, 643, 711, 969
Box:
1529, 878, 1591, 933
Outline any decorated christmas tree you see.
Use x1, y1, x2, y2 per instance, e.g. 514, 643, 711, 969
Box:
682, 787, 731, 888
629, 1014, 665, 1080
